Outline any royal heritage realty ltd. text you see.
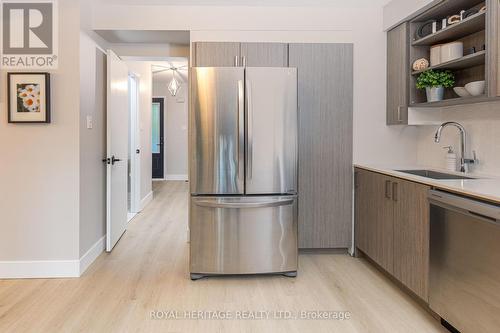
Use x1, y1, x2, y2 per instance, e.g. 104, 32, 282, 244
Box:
150, 310, 352, 321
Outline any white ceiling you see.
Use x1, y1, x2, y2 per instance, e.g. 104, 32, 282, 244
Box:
98, 0, 392, 7
95, 30, 189, 44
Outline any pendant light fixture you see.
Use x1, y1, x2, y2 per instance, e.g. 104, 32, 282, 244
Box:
152, 63, 187, 97
168, 69, 181, 97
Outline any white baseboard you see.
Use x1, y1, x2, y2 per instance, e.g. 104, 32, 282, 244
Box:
141, 191, 154, 210
166, 174, 188, 181
0, 236, 106, 279
0, 260, 79, 279
79, 236, 105, 275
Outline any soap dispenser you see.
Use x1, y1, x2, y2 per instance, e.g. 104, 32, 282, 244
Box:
443, 146, 457, 172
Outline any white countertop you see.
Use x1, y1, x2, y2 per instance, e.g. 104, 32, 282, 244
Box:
354, 164, 500, 204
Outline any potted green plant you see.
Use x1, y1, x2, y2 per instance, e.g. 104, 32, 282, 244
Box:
416, 69, 455, 102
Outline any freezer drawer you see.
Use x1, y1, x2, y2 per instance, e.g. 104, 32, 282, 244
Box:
190, 67, 245, 195
190, 196, 298, 275
245, 67, 297, 194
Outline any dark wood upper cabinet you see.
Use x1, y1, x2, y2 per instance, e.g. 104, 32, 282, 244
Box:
193, 42, 288, 67
387, 22, 410, 125
388, 0, 500, 111
240, 43, 288, 67
193, 42, 241, 67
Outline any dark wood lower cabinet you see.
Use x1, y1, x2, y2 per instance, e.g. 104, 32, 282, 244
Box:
355, 169, 394, 274
355, 168, 430, 301
393, 179, 430, 301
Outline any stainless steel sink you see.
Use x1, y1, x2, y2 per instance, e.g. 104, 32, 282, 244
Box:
394, 169, 475, 180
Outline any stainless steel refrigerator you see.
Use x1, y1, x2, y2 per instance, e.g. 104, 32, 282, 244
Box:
189, 67, 298, 280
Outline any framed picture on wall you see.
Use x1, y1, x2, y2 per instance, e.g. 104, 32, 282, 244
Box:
7, 72, 51, 123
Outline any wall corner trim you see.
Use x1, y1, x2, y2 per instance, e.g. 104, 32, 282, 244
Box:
79, 236, 106, 275
141, 191, 154, 210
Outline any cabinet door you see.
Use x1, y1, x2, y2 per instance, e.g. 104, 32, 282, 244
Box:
240, 43, 288, 67
487, 0, 500, 97
355, 169, 394, 274
393, 179, 430, 301
289, 43, 353, 249
193, 42, 240, 67
387, 23, 409, 125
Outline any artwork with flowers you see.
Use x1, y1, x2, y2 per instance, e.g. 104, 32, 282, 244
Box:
8, 73, 50, 123
17, 84, 41, 113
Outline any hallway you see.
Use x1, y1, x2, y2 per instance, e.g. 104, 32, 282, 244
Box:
0, 182, 444, 333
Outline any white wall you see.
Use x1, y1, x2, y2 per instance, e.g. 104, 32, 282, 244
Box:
0, 1, 80, 264
124, 61, 153, 201
93, 4, 419, 166
153, 71, 189, 179
383, 0, 436, 30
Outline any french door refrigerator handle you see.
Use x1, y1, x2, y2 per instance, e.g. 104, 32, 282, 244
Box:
194, 198, 294, 209
246, 79, 253, 180
237, 80, 245, 181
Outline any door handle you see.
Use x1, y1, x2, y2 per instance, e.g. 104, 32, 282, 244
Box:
385, 180, 392, 199
111, 155, 122, 165
237, 80, 244, 181
246, 79, 253, 180
392, 182, 398, 202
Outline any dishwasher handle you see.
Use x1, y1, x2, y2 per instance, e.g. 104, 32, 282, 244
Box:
428, 190, 500, 224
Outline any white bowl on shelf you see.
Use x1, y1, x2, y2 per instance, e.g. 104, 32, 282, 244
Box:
464, 80, 485, 96
453, 87, 471, 97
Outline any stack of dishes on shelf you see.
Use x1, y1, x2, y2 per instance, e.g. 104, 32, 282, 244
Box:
453, 80, 485, 97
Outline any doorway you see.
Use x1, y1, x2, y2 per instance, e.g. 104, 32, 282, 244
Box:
128, 73, 141, 220
152, 97, 165, 179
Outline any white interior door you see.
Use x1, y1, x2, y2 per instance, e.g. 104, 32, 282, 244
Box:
106, 50, 129, 252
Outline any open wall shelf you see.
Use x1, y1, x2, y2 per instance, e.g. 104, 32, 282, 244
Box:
410, 95, 491, 108
412, 50, 486, 75
412, 11, 486, 46
408, 1, 488, 107
387, 0, 500, 125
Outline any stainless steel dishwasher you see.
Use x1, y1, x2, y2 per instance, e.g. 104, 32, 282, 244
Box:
428, 190, 500, 333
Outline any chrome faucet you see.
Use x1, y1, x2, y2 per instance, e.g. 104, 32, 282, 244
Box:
434, 122, 477, 172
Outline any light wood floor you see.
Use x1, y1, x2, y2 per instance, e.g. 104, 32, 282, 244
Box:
0, 181, 446, 333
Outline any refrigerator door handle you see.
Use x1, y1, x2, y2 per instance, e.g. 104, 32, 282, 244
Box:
237, 80, 245, 181
246, 79, 253, 180
194, 198, 294, 209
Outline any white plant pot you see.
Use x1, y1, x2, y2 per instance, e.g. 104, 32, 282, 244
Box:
426, 86, 445, 102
